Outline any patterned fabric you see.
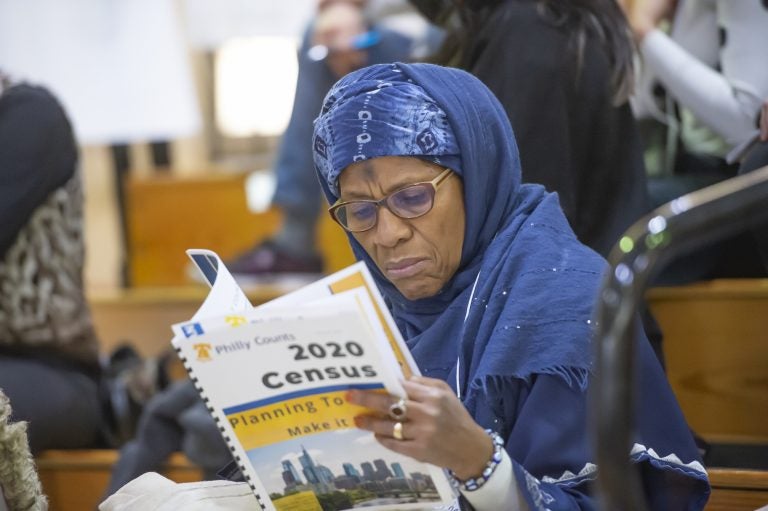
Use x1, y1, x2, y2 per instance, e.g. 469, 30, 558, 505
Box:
0, 388, 47, 511
313, 67, 461, 197
0, 173, 99, 366
313, 62, 710, 509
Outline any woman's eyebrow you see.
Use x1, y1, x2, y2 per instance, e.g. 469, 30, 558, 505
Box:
340, 189, 377, 200
341, 173, 429, 200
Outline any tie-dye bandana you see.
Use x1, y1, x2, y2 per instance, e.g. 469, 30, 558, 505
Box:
312, 63, 461, 196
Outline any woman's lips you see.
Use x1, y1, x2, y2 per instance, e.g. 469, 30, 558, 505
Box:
384, 258, 427, 280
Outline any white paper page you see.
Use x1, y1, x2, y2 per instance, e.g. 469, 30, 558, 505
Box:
181, 250, 419, 377
259, 262, 421, 378
171, 249, 253, 338
258, 262, 371, 310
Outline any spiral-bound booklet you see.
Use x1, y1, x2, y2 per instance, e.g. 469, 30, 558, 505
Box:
171, 250, 456, 511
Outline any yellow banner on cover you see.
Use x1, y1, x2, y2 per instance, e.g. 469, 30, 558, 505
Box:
226, 389, 381, 450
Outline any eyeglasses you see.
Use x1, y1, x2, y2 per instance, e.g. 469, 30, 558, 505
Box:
329, 168, 453, 233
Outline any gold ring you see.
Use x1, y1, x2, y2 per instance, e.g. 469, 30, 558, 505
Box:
388, 398, 407, 421
393, 421, 404, 441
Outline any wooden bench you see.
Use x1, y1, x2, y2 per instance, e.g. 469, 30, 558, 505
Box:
126, 172, 354, 287
647, 279, 768, 508
647, 279, 768, 443
707, 468, 768, 511
36, 450, 203, 511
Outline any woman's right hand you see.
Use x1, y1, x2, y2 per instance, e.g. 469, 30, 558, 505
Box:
347, 375, 494, 482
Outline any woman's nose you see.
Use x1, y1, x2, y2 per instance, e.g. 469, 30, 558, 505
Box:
373, 206, 411, 247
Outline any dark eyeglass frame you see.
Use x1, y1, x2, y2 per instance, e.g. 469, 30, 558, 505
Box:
329, 167, 454, 233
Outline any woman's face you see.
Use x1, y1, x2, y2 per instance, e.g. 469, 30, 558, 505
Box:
338, 156, 465, 300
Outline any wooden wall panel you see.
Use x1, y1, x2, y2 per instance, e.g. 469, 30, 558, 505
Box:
126, 172, 354, 287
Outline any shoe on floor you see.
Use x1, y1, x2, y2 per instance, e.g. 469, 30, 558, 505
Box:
225, 240, 323, 286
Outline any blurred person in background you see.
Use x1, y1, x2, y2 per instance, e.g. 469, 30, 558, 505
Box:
623, 0, 768, 282
227, 0, 429, 282
0, 72, 104, 453
409, 0, 670, 364
412, 0, 650, 259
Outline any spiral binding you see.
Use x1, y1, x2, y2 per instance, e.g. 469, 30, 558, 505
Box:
175, 345, 266, 510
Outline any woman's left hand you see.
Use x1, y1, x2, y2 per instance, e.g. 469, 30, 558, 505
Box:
619, 0, 678, 42
347, 375, 493, 481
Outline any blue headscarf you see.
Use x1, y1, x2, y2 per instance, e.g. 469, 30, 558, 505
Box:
312, 63, 603, 406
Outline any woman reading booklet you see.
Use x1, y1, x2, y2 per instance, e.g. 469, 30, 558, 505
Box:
102, 63, 709, 511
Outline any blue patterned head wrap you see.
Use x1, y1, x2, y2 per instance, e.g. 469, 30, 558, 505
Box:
313, 62, 598, 408
313, 66, 462, 196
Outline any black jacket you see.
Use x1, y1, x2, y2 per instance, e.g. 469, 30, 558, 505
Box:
460, 0, 650, 256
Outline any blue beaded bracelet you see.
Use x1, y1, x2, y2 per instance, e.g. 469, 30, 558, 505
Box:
448, 429, 505, 492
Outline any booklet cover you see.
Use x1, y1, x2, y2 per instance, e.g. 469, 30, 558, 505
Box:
171, 250, 456, 511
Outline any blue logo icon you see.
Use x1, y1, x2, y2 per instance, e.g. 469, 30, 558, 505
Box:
181, 322, 205, 338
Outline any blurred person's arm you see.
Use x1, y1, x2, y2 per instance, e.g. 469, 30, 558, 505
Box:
625, 0, 768, 148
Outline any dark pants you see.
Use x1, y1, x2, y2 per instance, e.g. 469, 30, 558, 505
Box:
0, 355, 102, 454
103, 380, 231, 498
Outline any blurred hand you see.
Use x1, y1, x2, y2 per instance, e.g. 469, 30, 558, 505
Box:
760, 101, 768, 142
620, 0, 678, 42
347, 375, 493, 481
313, 1, 368, 78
